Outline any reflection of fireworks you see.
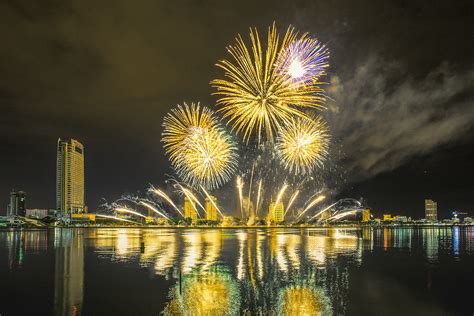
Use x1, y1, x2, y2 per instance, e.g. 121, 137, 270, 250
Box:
277, 284, 331, 315
164, 267, 240, 315
276, 35, 329, 84
211, 23, 326, 143
162, 103, 238, 190
276, 115, 329, 175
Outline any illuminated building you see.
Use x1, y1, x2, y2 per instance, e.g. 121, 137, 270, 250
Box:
56, 138, 86, 217
361, 209, 371, 222
205, 195, 218, 221
383, 214, 395, 221
395, 216, 408, 223
26, 208, 49, 218
425, 199, 437, 221
184, 197, 197, 223
7, 190, 26, 217
268, 202, 285, 223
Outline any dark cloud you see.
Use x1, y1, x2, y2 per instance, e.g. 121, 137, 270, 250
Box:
327, 57, 474, 181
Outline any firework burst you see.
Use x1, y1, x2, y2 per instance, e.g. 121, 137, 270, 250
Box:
275, 35, 329, 85
276, 115, 329, 175
211, 23, 326, 143
161, 103, 238, 190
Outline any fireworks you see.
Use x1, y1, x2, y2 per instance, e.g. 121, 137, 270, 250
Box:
276, 115, 329, 175
275, 35, 329, 85
161, 103, 238, 190
211, 23, 326, 143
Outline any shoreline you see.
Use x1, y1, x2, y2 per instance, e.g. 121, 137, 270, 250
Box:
0, 223, 472, 230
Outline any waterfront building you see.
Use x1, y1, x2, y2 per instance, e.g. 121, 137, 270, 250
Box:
395, 216, 408, 223
464, 217, 473, 223
7, 190, 26, 217
268, 202, 284, 223
184, 197, 198, 223
425, 199, 437, 221
362, 209, 371, 222
26, 208, 50, 218
56, 138, 86, 217
205, 195, 218, 221
383, 214, 395, 221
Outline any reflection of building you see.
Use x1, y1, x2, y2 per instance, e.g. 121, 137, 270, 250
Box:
205, 196, 218, 221
268, 202, 284, 223
54, 229, 84, 315
361, 209, 371, 222
56, 138, 86, 216
425, 199, 437, 221
7, 190, 26, 217
184, 197, 197, 223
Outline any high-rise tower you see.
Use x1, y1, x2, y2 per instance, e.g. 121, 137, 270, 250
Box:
56, 138, 86, 216
425, 199, 437, 221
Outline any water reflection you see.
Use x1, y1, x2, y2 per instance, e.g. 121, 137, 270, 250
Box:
54, 229, 84, 316
0, 227, 473, 315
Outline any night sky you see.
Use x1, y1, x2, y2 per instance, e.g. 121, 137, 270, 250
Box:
1, 0, 473, 218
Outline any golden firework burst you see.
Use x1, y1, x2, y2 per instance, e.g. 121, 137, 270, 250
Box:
161, 103, 238, 190
211, 23, 327, 143
276, 115, 329, 175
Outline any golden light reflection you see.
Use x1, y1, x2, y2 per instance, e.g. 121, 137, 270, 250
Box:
278, 286, 330, 315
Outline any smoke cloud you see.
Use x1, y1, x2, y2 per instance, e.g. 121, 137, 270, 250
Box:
326, 56, 474, 182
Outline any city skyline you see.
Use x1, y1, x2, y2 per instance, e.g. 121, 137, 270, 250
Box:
0, 0, 473, 218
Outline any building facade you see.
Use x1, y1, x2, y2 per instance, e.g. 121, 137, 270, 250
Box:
425, 199, 437, 221
268, 202, 284, 223
56, 138, 86, 216
361, 209, 371, 222
184, 197, 197, 223
205, 195, 218, 221
7, 190, 26, 217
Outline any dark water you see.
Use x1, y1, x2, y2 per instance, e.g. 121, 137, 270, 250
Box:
0, 227, 473, 315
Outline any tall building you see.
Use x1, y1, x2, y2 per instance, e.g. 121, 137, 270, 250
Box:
361, 209, 371, 222
205, 195, 218, 221
184, 197, 197, 223
56, 138, 86, 216
425, 199, 437, 221
7, 190, 26, 217
268, 202, 284, 223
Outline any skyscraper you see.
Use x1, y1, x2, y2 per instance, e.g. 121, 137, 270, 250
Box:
184, 197, 197, 223
56, 138, 86, 216
425, 199, 437, 221
268, 202, 284, 223
205, 195, 218, 221
7, 190, 26, 217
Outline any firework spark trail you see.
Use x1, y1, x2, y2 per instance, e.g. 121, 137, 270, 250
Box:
200, 186, 224, 218
115, 207, 147, 219
284, 190, 299, 216
237, 176, 244, 219
247, 163, 255, 212
149, 188, 184, 218
95, 214, 139, 224
255, 179, 263, 217
297, 195, 326, 220
307, 200, 339, 222
325, 210, 358, 222
211, 23, 326, 143
276, 115, 329, 175
274, 184, 288, 207
139, 201, 170, 220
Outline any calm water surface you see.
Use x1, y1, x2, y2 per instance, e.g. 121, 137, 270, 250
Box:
0, 227, 473, 315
